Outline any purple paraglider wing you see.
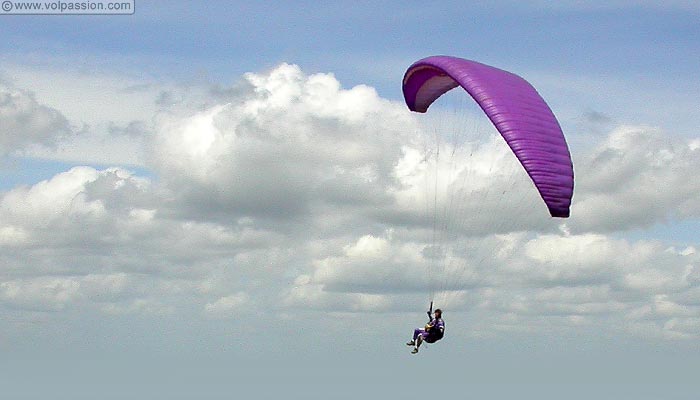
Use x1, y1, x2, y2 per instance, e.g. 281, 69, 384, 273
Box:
402, 56, 574, 218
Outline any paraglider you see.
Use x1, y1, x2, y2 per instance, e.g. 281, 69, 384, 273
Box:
401, 55, 574, 353
403, 55, 574, 218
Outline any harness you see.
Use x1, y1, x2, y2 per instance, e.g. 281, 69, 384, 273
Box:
424, 318, 444, 343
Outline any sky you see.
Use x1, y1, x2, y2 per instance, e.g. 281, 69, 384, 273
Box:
1, 1, 699, 399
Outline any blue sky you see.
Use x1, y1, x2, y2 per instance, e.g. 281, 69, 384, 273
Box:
1, 1, 700, 399
4, 2, 698, 89
2, 1, 698, 144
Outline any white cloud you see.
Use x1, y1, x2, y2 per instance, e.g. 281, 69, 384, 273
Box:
3, 62, 162, 128
283, 273, 393, 312
344, 234, 391, 259
388, 130, 554, 235
151, 63, 412, 222
0, 86, 71, 156
0, 166, 153, 250
0, 277, 80, 311
2, 61, 217, 167
570, 125, 700, 231
204, 292, 250, 318
1, 62, 700, 342
1, 166, 104, 226
0, 225, 29, 246
80, 273, 132, 300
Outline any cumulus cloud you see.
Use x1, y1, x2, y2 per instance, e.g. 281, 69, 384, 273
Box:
571, 125, 700, 231
0, 166, 152, 249
0, 163, 293, 318
294, 227, 700, 337
1, 62, 700, 342
284, 274, 393, 313
204, 292, 250, 318
3, 62, 186, 166
151, 63, 413, 223
0, 277, 80, 311
0, 86, 71, 156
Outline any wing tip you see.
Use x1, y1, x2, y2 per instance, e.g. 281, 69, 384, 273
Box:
549, 208, 570, 218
